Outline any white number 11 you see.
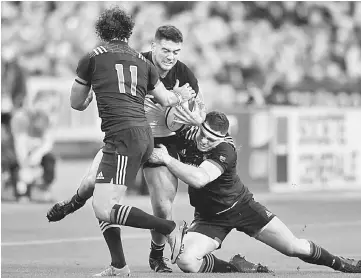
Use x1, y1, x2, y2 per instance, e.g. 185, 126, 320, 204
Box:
115, 64, 138, 96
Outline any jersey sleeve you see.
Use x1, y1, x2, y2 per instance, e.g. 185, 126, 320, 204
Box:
147, 61, 160, 91
207, 142, 236, 172
76, 53, 94, 85
183, 65, 199, 95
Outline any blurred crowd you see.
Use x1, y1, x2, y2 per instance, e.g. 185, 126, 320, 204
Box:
2, 1, 361, 108
2, 1, 361, 201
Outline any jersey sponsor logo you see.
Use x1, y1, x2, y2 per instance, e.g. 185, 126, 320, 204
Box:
96, 171, 105, 180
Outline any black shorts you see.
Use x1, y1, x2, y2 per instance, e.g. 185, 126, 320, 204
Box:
143, 135, 179, 168
187, 199, 275, 247
96, 126, 153, 186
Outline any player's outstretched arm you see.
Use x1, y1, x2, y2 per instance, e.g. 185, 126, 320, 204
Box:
70, 78, 93, 111
149, 79, 195, 107
149, 144, 223, 188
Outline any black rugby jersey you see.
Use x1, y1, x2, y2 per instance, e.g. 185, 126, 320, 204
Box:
176, 126, 253, 217
142, 51, 199, 95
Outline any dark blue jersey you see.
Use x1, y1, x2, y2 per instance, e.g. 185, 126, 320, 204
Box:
177, 126, 253, 217
76, 42, 159, 140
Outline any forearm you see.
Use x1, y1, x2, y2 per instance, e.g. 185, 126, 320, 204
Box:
164, 156, 207, 188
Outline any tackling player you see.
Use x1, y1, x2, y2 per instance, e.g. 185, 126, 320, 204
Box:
66, 7, 193, 276
47, 25, 205, 274
148, 111, 361, 274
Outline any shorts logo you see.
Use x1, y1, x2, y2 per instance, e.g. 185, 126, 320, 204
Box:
219, 155, 226, 162
96, 171, 105, 180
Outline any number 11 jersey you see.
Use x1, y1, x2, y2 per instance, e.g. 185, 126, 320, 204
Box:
76, 41, 159, 140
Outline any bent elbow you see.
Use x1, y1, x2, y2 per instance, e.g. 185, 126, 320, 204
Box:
189, 175, 208, 189
71, 102, 85, 111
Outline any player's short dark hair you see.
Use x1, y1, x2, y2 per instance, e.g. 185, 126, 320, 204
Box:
205, 111, 229, 135
155, 25, 183, 43
95, 7, 135, 42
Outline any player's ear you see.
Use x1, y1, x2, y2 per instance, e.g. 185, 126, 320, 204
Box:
151, 41, 156, 51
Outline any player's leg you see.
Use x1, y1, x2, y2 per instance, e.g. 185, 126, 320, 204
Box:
255, 207, 361, 273
143, 164, 178, 272
92, 128, 187, 267
143, 137, 179, 272
46, 148, 102, 222
176, 221, 238, 273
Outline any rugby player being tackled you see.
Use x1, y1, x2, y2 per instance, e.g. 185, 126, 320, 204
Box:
148, 111, 361, 274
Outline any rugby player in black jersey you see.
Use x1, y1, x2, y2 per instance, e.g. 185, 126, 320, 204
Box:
148, 111, 361, 274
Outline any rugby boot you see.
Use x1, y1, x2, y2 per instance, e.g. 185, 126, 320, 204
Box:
149, 256, 172, 273
93, 265, 130, 277
46, 195, 86, 222
230, 254, 273, 273
338, 257, 361, 273
166, 220, 187, 264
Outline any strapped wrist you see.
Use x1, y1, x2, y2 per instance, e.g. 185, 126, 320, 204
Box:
173, 91, 182, 106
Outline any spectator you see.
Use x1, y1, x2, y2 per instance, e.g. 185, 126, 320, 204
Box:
1, 44, 28, 201
10, 90, 59, 202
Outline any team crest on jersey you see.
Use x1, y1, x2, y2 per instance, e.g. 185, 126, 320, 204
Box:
219, 155, 226, 162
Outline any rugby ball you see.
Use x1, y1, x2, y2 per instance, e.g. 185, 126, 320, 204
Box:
165, 106, 185, 132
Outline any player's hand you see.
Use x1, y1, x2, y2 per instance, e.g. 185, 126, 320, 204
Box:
173, 79, 196, 102
173, 101, 205, 126
149, 144, 170, 164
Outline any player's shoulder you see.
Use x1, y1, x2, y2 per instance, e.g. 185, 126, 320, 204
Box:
174, 59, 194, 75
213, 141, 236, 156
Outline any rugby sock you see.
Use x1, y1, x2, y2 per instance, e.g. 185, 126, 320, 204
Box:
99, 221, 126, 269
300, 241, 342, 270
68, 189, 87, 211
199, 254, 238, 273
110, 204, 176, 235
150, 240, 165, 258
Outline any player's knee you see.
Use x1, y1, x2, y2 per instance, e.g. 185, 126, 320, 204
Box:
279, 238, 304, 257
151, 201, 172, 219
92, 195, 111, 222
177, 251, 201, 273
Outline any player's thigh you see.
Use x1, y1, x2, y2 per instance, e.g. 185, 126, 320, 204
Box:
143, 165, 178, 204
234, 200, 275, 237
93, 151, 127, 207
81, 148, 103, 187
143, 136, 179, 203
255, 216, 299, 255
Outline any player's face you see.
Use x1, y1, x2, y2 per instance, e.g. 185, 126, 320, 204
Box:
196, 123, 224, 152
152, 39, 182, 72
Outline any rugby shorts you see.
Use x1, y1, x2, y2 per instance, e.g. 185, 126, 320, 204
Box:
187, 198, 275, 247
96, 126, 153, 186
143, 135, 179, 168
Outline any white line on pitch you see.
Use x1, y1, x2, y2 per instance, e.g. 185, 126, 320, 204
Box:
1, 233, 148, 247
2, 220, 361, 247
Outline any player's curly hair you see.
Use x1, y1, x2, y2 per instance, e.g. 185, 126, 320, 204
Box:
95, 7, 135, 42
205, 111, 229, 135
